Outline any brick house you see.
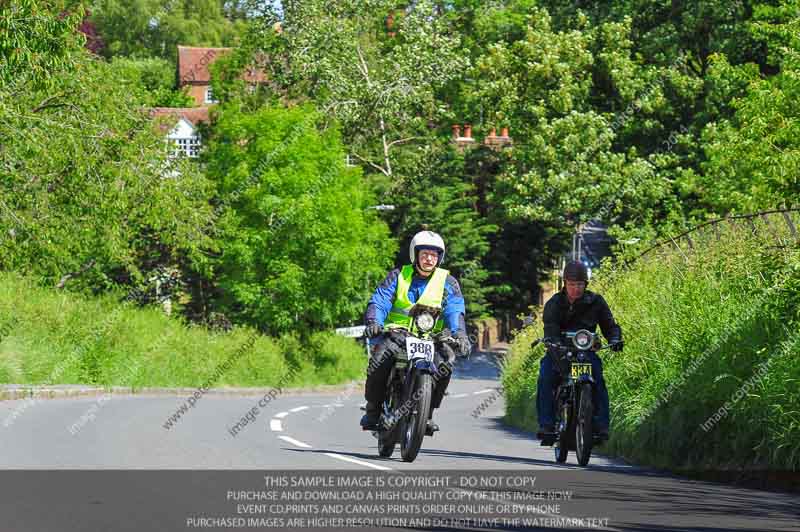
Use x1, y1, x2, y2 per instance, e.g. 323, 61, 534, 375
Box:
177, 45, 266, 106
148, 46, 265, 161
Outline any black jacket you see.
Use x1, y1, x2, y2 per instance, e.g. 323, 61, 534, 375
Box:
542, 289, 622, 343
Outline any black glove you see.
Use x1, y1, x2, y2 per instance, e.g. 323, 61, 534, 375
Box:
455, 334, 471, 356
541, 338, 558, 356
609, 339, 624, 352
365, 322, 383, 339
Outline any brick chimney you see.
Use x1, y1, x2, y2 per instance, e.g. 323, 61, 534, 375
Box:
454, 123, 475, 149
386, 11, 396, 37
484, 125, 513, 149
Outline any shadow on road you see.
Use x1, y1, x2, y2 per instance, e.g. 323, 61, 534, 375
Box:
451, 352, 504, 381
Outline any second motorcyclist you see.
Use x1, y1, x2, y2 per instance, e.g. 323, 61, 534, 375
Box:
536, 260, 623, 440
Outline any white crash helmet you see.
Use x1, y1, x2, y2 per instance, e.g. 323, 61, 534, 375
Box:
409, 231, 446, 267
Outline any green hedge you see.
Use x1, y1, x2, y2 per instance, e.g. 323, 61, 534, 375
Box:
503, 218, 800, 471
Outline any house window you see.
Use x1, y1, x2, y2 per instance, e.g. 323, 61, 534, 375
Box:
204, 86, 218, 104
171, 135, 201, 158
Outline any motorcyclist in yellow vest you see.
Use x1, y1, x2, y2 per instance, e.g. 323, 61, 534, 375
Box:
360, 231, 470, 433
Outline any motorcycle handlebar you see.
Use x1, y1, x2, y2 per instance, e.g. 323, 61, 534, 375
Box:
532, 337, 618, 352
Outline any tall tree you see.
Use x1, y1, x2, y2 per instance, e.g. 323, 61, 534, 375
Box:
466, 9, 676, 235
90, 0, 247, 60
390, 142, 496, 318
202, 104, 395, 333
697, 3, 800, 212
254, 0, 468, 181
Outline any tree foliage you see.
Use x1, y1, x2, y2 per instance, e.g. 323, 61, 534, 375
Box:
389, 142, 496, 317
89, 0, 247, 60
202, 104, 395, 333
0, 0, 86, 88
0, 68, 214, 293
109, 56, 194, 107
260, 0, 469, 179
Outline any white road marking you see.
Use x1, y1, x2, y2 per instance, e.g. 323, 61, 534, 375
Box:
269, 419, 283, 432
323, 452, 393, 471
450, 393, 469, 399
290, 406, 309, 413
275, 411, 289, 418
473, 389, 495, 395
278, 436, 312, 448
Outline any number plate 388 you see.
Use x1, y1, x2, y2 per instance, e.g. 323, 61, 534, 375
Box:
406, 338, 434, 362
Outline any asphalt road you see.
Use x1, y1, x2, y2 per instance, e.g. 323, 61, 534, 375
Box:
1, 352, 797, 531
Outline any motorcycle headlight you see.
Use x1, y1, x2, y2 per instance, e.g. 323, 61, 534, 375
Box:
416, 312, 435, 333
573, 329, 594, 350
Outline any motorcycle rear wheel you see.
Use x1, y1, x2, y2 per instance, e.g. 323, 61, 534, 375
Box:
400, 373, 432, 462
575, 383, 593, 466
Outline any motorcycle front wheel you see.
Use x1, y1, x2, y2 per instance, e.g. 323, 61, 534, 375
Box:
575, 383, 593, 466
400, 372, 432, 462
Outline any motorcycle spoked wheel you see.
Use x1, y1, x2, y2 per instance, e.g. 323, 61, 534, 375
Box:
575, 383, 594, 467
400, 372, 432, 463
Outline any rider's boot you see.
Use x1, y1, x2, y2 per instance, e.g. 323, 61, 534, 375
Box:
360, 401, 380, 430
425, 408, 439, 436
425, 420, 439, 436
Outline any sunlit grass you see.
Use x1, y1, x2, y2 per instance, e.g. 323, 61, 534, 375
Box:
0, 273, 365, 389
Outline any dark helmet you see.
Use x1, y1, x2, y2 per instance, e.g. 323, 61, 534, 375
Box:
563, 260, 588, 283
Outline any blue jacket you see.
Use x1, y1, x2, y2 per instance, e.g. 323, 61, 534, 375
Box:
365, 267, 466, 334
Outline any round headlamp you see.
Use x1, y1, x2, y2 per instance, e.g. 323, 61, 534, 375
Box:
573, 329, 594, 350
416, 312, 435, 333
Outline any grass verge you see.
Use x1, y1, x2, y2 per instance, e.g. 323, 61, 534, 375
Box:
0, 272, 365, 389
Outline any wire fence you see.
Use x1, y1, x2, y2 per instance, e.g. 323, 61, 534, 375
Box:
631, 207, 800, 263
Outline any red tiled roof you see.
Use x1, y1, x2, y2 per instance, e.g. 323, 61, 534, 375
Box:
178, 46, 230, 84
148, 107, 210, 132
177, 45, 266, 84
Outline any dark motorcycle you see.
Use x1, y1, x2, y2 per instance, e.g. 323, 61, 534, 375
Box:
371, 304, 459, 462
533, 329, 612, 467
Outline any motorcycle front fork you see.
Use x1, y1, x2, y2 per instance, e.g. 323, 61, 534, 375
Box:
556, 388, 571, 432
